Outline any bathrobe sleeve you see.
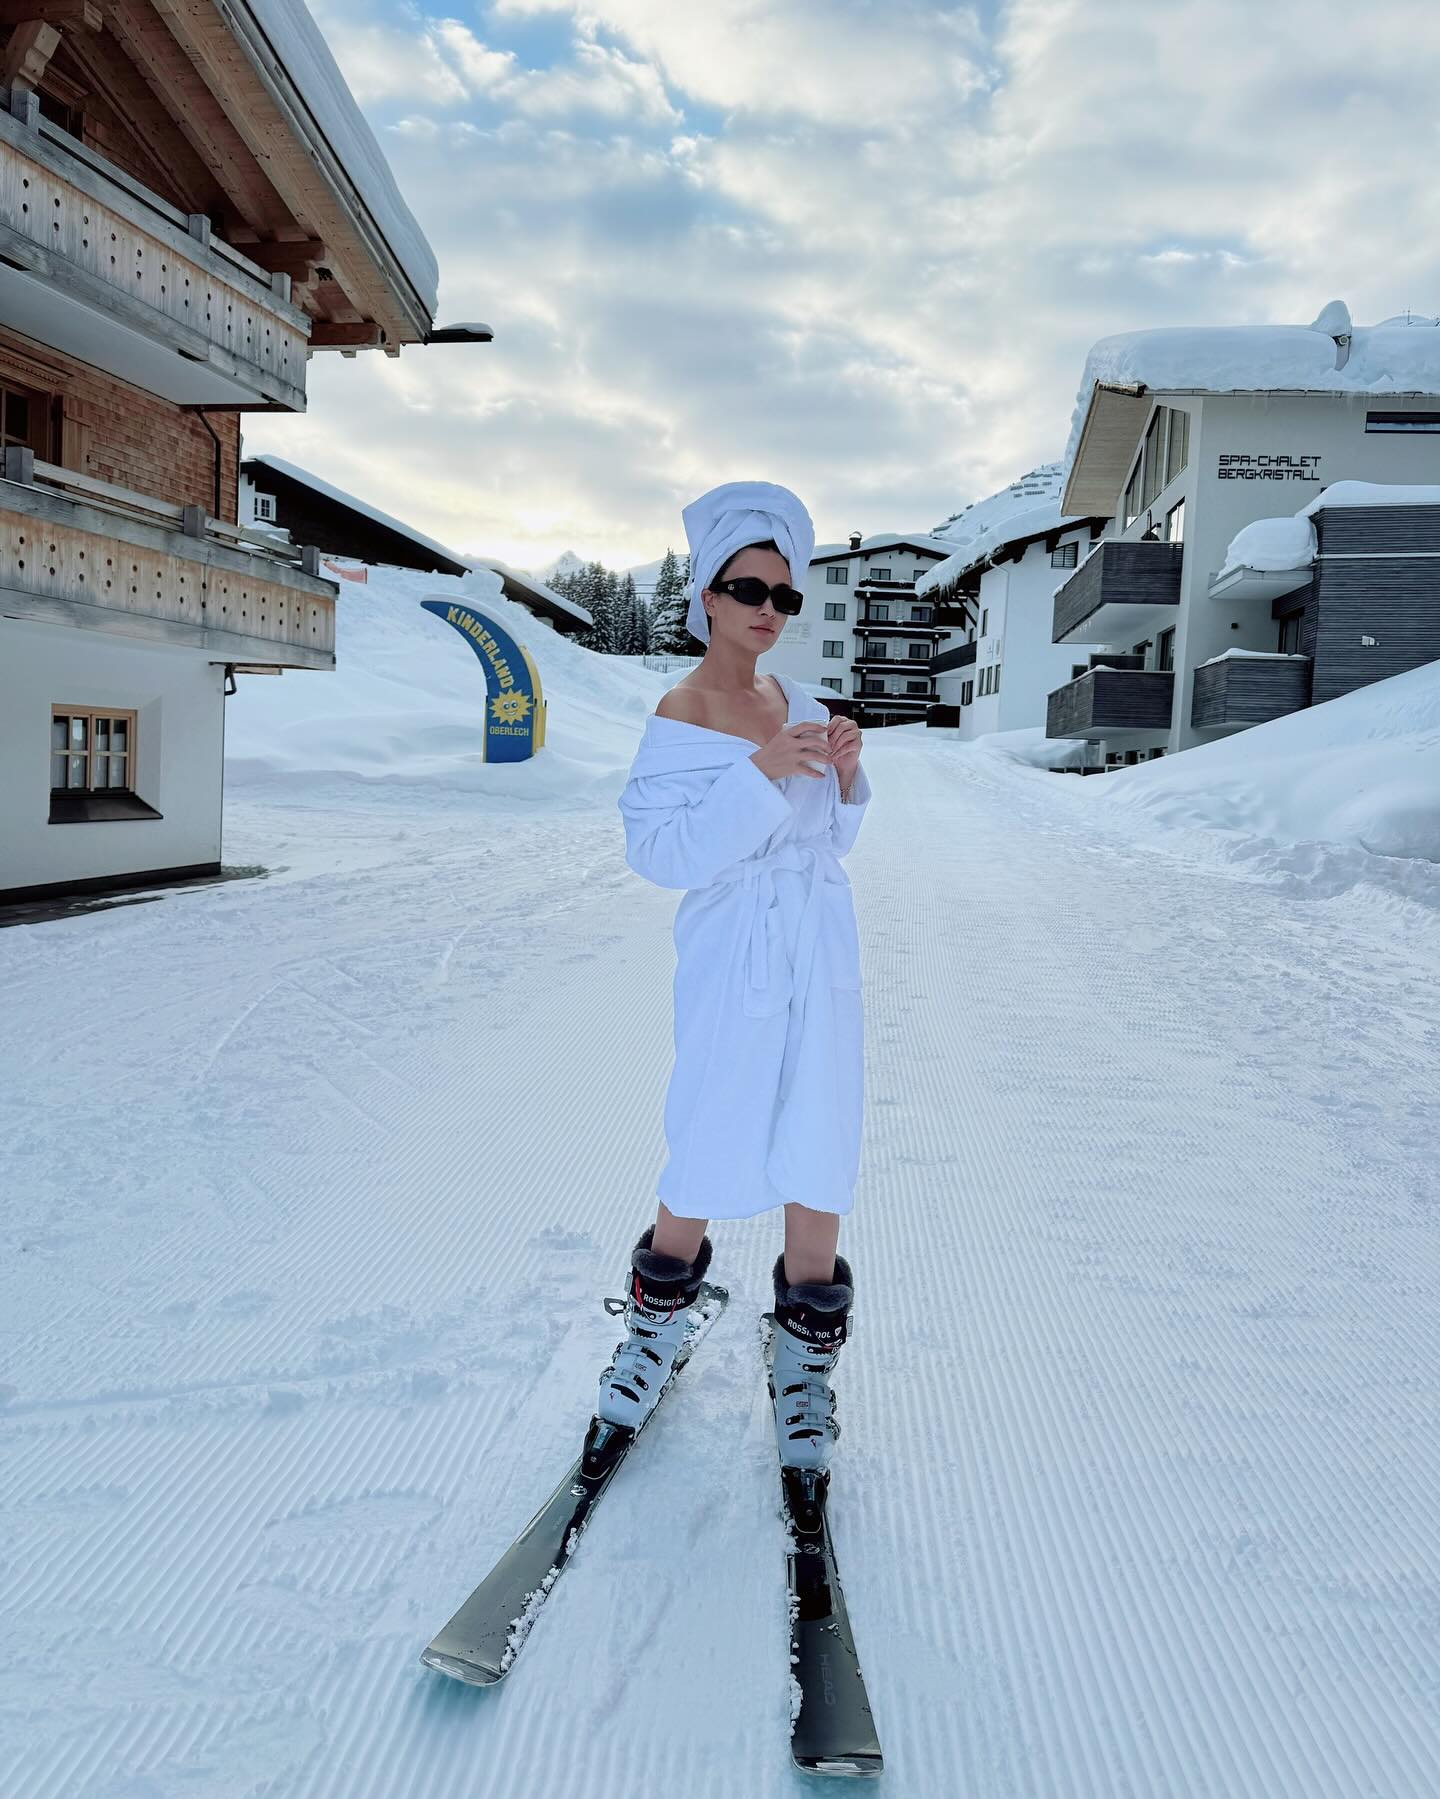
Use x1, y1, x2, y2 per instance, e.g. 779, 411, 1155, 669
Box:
827, 760, 872, 858
620, 753, 795, 889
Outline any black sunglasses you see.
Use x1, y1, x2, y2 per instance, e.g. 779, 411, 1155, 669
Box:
709, 576, 805, 615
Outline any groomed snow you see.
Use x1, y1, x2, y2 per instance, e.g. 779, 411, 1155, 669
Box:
1063, 303, 1440, 472
244, 0, 441, 317
4, 561, 1439, 1795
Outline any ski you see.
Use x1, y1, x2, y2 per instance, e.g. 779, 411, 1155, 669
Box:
420, 1279, 728, 1687
764, 1323, 884, 1778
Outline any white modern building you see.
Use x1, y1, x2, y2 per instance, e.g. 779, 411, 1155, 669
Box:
916, 464, 1108, 737
1047, 302, 1440, 766
762, 531, 955, 726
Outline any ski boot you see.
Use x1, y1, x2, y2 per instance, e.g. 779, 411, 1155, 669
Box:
595, 1224, 714, 1433
762, 1252, 853, 1475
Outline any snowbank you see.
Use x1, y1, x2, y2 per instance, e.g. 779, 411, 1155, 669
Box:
966, 724, 1093, 770
1090, 657, 1440, 867
226, 564, 665, 795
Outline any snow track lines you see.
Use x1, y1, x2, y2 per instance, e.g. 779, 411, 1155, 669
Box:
3, 734, 1439, 1795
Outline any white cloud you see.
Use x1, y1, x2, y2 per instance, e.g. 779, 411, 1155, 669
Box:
249, 0, 1440, 570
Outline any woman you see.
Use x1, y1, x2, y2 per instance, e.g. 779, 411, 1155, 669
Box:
599, 479, 873, 1474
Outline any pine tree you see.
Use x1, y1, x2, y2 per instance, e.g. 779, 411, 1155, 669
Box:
648, 548, 689, 654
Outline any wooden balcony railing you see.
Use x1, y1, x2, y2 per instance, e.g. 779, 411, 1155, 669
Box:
1, 454, 336, 668
0, 99, 309, 409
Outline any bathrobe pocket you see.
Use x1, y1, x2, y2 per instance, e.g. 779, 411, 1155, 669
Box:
741, 901, 794, 1016
822, 880, 863, 989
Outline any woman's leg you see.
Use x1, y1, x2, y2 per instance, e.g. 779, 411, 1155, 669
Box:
782, 1202, 840, 1285
652, 1200, 709, 1263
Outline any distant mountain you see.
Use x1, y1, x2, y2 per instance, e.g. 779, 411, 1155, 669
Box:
529, 548, 672, 600
538, 550, 586, 584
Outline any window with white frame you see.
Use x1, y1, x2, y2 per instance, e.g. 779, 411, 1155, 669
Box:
252, 491, 278, 522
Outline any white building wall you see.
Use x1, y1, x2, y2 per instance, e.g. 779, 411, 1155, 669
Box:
1170, 392, 1440, 749
0, 618, 225, 895
939, 529, 1105, 739
1077, 392, 1440, 758
786, 547, 949, 701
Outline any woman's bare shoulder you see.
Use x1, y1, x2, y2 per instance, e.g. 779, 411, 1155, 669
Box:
654, 683, 705, 724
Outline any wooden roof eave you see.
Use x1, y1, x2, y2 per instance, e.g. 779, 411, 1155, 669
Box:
150, 0, 432, 347
1060, 383, 1150, 519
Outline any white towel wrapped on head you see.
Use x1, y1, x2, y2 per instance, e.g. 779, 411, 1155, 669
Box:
681, 479, 816, 644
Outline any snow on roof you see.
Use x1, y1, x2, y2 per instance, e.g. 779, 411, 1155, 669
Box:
248, 455, 469, 568
917, 463, 1091, 597
477, 555, 584, 621
810, 532, 954, 560
1062, 304, 1440, 474
244, 0, 440, 318
1300, 479, 1440, 514
246, 454, 585, 621
1219, 481, 1440, 580
1218, 515, 1317, 580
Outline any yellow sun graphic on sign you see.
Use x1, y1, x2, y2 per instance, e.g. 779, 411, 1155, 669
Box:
491, 690, 531, 726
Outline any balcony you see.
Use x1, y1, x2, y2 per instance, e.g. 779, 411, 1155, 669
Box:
1191, 653, 1311, 730
855, 684, 934, 705
1046, 668, 1174, 740
1, 456, 336, 669
1053, 540, 1183, 644
931, 639, 977, 673
852, 650, 932, 669
857, 609, 943, 629
0, 106, 308, 410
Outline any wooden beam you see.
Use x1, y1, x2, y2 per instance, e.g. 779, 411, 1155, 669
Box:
308, 321, 383, 349
150, 0, 421, 342
103, 0, 295, 236
60, 24, 216, 211
0, 2, 102, 25
0, 1, 102, 22
3, 20, 60, 90
243, 237, 325, 278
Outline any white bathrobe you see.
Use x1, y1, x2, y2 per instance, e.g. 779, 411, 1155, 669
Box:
618, 673, 873, 1221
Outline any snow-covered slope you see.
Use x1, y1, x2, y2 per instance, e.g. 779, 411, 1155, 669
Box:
5, 557, 1440, 1795
226, 566, 662, 795
1090, 658, 1440, 867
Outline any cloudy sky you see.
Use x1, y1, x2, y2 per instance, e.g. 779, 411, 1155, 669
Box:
242, 0, 1440, 573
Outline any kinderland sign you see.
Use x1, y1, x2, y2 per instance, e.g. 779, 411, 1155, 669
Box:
1217, 454, 1322, 482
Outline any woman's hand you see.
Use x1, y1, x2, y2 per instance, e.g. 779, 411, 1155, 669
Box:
828, 716, 862, 797
751, 721, 834, 781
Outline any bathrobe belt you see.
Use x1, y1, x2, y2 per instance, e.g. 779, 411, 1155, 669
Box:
721, 838, 846, 1016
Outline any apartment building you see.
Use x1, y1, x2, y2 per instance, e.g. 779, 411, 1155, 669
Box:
917, 463, 1108, 737
0, 1, 483, 903
1047, 303, 1440, 767
766, 531, 954, 726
